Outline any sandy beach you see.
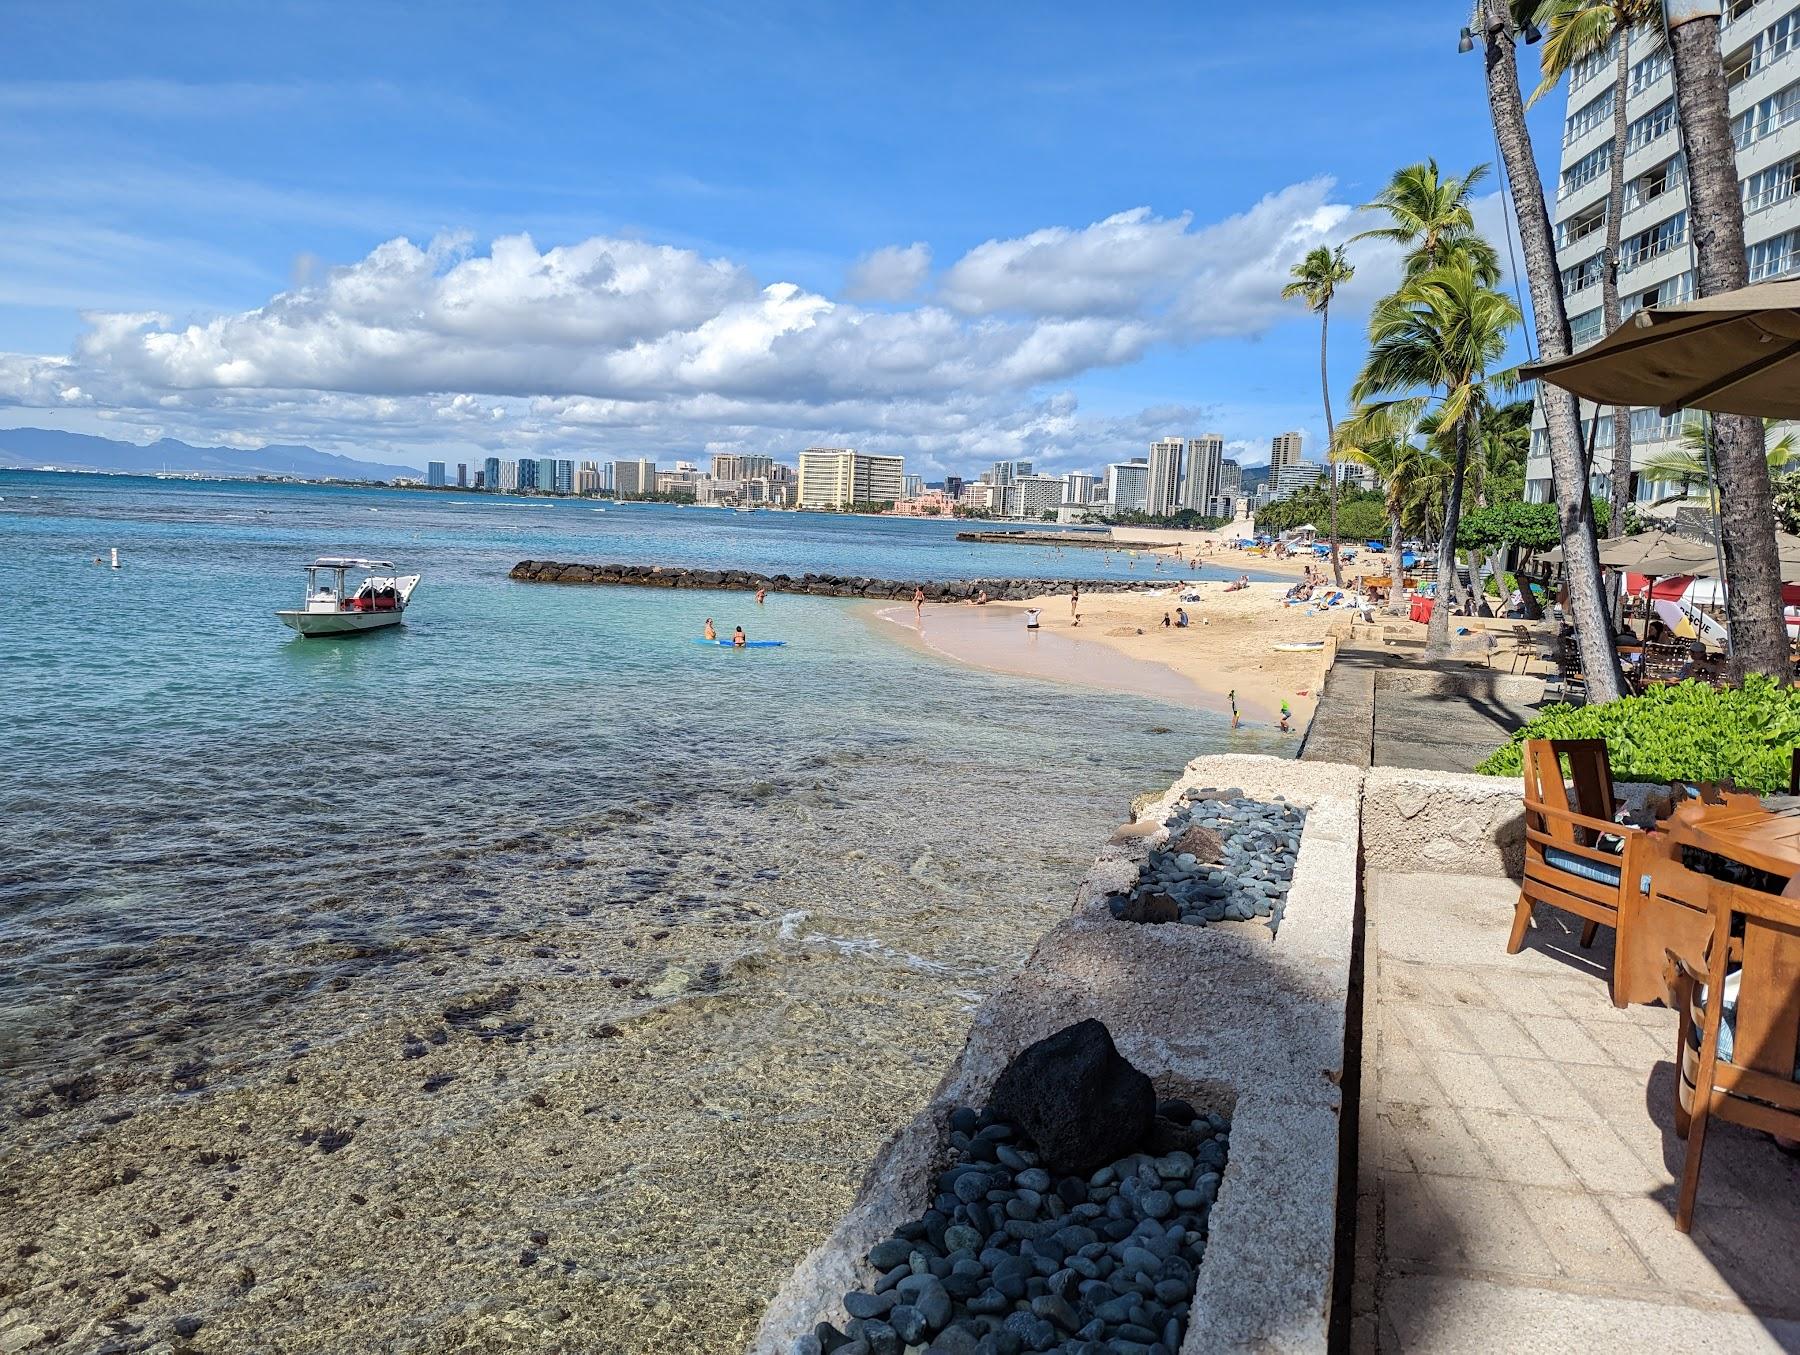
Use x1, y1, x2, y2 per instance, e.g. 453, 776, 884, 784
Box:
874, 578, 1346, 729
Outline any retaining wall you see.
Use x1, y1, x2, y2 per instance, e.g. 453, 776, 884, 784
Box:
752, 755, 1365, 1355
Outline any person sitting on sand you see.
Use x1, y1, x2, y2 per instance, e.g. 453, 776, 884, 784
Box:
732, 626, 746, 648
1160, 611, 1172, 628
1175, 607, 1189, 627
704, 618, 717, 641
975, 589, 989, 605
1223, 574, 1249, 593
1072, 613, 1081, 628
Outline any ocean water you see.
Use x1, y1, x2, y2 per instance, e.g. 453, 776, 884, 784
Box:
0, 471, 1282, 1352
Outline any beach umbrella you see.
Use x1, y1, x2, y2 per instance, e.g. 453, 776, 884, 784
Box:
1520, 279, 1800, 419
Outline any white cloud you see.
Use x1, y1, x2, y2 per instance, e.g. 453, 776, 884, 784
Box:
845, 242, 931, 301
0, 180, 1411, 472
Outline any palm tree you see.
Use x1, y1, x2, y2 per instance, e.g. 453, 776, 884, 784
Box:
1337, 411, 1430, 615
1662, 3, 1789, 680
1353, 261, 1520, 657
1641, 418, 1797, 504
1283, 245, 1356, 587
1353, 160, 1503, 283
1475, 0, 1625, 701
1529, 0, 1662, 533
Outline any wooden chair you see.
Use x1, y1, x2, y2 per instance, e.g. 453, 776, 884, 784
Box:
1669, 871, 1800, 1232
1509, 739, 1638, 958
1507, 624, 1537, 675
1789, 747, 1799, 797
1613, 829, 1715, 1010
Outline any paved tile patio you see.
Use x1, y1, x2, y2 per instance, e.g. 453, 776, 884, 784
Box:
1354, 872, 1800, 1352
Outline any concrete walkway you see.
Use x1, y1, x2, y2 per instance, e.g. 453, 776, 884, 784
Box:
1354, 872, 1800, 1352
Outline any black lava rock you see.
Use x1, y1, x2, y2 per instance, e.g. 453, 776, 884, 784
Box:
985, 1021, 1154, 1174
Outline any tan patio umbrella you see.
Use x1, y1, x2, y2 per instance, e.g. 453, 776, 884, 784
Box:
1541, 529, 1715, 569
1521, 279, 1800, 418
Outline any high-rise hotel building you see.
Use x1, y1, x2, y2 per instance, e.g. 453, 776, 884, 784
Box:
1528, 2, 1800, 502
796, 448, 905, 508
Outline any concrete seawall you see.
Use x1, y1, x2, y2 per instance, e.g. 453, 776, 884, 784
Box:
508, 560, 1173, 601
753, 754, 1365, 1354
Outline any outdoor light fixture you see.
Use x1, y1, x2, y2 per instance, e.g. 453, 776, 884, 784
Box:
1523, 20, 1543, 42
1459, 25, 1474, 51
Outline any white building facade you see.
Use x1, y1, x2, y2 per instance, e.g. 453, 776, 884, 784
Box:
1529, 2, 1800, 502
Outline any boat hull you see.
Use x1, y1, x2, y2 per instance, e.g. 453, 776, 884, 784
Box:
276, 608, 406, 637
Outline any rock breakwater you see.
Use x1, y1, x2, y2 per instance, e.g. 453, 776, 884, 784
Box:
508, 561, 1168, 601
1110, 788, 1306, 935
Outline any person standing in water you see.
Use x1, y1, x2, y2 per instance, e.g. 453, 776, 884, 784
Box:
913, 586, 925, 616
732, 626, 746, 648
704, 618, 717, 641
754, 588, 766, 605
1025, 608, 1041, 630
1228, 689, 1240, 729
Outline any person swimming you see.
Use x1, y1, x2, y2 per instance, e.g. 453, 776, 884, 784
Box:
732, 626, 746, 648
704, 618, 717, 641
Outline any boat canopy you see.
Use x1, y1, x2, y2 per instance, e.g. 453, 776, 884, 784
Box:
309, 556, 395, 569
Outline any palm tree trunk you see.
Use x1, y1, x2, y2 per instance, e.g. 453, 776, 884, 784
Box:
1321, 305, 1343, 588
1386, 504, 1407, 615
1667, 3, 1790, 681
1479, 0, 1625, 701
1425, 416, 1471, 658
1604, 28, 1633, 535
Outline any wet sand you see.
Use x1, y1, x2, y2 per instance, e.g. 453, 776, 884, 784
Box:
873, 581, 1344, 728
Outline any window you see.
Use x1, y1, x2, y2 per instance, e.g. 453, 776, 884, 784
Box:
1569, 37, 1615, 94
1734, 78, 1800, 148
1570, 307, 1606, 349
1558, 200, 1608, 249
1749, 230, 1798, 281
1621, 210, 1688, 271
1629, 47, 1671, 96
1561, 143, 1612, 198
1625, 154, 1685, 211
1621, 271, 1694, 318
1731, 6, 1800, 85
1744, 156, 1800, 213
1565, 88, 1613, 145
1625, 98, 1675, 153
1729, 0, 1761, 20
1561, 253, 1605, 298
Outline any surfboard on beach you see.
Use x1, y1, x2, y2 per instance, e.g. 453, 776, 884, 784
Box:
693, 638, 786, 647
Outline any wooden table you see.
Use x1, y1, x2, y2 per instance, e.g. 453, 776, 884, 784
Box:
1663, 798, 1800, 880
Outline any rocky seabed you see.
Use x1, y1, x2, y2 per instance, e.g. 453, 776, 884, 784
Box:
508, 561, 1168, 601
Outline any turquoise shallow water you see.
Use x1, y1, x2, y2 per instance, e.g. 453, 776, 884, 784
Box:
0, 470, 1286, 1350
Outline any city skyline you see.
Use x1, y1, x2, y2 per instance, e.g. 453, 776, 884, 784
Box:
0, 5, 1573, 485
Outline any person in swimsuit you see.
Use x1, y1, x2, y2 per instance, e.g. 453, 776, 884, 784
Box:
704, 618, 717, 641
913, 586, 925, 616
754, 588, 766, 605
732, 626, 746, 648
1025, 608, 1041, 630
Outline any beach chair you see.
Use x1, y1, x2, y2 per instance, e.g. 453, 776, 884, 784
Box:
1669, 870, 1800, 1232
1508, 739, 1638, 959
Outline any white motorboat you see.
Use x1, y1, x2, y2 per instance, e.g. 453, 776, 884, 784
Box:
277, 557, 420, 637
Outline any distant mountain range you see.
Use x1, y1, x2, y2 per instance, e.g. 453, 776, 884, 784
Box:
0, 427, 422, 481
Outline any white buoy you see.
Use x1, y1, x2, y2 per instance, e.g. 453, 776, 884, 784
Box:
110, 547, 120, 569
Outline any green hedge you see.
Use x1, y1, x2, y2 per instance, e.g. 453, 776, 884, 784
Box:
1475, 676, 1800, 794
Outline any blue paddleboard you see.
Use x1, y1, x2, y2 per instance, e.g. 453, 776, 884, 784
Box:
693, 638, 786, 647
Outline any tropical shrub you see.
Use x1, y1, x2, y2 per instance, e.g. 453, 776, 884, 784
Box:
1476, 676, 1800, 793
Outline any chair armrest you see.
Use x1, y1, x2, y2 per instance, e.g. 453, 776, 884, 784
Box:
1529, 803, 1639, 840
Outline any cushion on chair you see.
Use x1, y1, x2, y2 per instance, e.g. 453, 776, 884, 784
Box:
1542, 846, 1623, 887
1689, 971, 1800, 1078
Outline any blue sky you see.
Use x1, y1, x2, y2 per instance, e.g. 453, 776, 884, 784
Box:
0, 2, 1567, 476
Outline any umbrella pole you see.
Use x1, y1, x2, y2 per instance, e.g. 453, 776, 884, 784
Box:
1696, 411, 1733, 663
